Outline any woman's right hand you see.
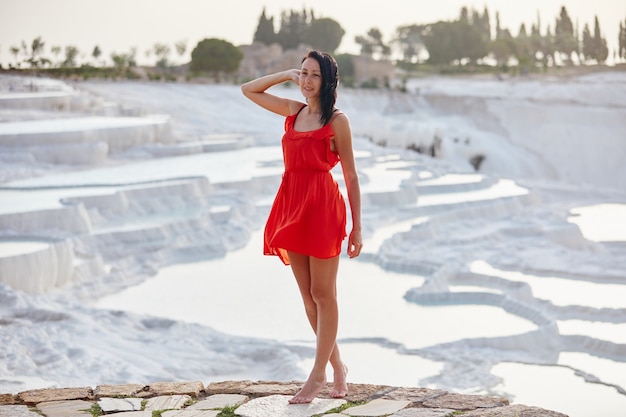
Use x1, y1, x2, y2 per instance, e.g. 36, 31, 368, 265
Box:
288, 69, 301, 84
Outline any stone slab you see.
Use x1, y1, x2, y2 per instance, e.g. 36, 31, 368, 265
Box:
242, 382, 301, 397
342, 398, 411, 416
0, 394, 14, 406
461, 404, 569, 417
98, 397, 143, 412
422, 393, 509, 411
162, 410, 220, 417
186, 393, 248, 410
204, 380, 254, 395
145, 394, 192, 411
344, 383, 395, 403
235, 394, 346, 417
391, 408, 456, 417
148, 381, 204, 398
105, 412, 152, 417
383, 387, 447, 404
36, 399, 94, 417
0, 405, 42, 417
94, 383, 145, 398
18, 387, 93, 404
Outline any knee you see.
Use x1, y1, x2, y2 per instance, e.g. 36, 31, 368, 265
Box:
310, 286, 336, 307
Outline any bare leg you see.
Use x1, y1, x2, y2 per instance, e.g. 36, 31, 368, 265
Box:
288, 252, 348, 403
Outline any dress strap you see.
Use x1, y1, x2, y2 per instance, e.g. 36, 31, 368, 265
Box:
329, 109, 344, 125
296, 105, 307, 117
285, 104, 307, 131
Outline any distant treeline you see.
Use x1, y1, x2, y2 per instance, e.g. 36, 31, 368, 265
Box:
4, 5, 626, 79
253, 5, 626, 69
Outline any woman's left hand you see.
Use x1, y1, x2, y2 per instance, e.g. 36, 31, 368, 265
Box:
347, 228, 363, 258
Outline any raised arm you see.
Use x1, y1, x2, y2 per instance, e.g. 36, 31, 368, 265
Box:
332, 113, 363, 258
241, 69, 303, 117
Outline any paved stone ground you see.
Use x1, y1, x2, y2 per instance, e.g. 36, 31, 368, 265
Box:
0, 380, 569, 417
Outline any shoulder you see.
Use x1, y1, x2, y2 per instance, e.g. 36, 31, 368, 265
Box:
287, 101, 307, 116
330, 111, 351, 134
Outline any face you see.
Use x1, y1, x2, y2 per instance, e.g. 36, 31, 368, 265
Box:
299, 57, 322, 100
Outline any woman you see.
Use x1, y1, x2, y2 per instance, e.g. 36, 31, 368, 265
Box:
241, 50, 362, 404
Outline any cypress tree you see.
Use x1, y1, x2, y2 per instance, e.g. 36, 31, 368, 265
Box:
617, 19, 626, 59
581, 24, 593, 62
592, 16, 609, 63
253, 8, 277, 45
554, 6, 577, 63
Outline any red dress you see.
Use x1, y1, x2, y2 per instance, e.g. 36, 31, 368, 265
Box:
264, 107, 347, 265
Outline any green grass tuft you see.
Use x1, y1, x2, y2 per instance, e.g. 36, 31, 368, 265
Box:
87, 403, 103, 416
217, 404, 240, 417
311, 400, 367, 417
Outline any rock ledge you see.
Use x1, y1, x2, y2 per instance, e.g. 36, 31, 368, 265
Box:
0, 380, 568, 417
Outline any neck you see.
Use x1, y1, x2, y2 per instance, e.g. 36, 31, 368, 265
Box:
307, 98, 321, 114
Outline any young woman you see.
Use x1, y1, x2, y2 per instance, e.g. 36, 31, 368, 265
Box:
241, 50, 362, 404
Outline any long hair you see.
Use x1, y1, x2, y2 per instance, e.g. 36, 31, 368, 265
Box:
303, 50, 339, 126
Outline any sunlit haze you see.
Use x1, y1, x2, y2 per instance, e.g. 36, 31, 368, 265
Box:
1, 0, 624, 66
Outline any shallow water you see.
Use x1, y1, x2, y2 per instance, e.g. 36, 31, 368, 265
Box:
492, 362, 626, 416
95, 230, 537, 345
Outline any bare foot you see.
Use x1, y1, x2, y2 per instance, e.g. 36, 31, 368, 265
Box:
330, 363, 348, 398
289, 373, 326, 404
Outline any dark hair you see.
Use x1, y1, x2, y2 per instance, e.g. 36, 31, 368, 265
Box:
302, 50, 339, 126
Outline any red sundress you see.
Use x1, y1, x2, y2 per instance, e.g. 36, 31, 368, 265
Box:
264, 107, 347, 265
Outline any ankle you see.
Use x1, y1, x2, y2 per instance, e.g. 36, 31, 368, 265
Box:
308, 368, 327, 383
333, 362, 348, 373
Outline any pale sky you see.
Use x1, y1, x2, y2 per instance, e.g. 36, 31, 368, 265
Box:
0, 0, 624, 66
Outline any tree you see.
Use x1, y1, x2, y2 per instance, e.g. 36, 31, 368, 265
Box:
302, 17, 344, 53
175, 40, 187, 60
592, 16, 609, 63
63, 45, 79, 67
128, 47, 138, 67
253, 7, 277, 45
355, 34, 373, 56
555, 6, 574, 36
456, 19, 487, 63
190, 38, 243, 80
153, 43, 171, 68
495, 11, 503, 39
394, 24, 426, 63
581, 23, 594, 62
620, 17, 626, 60
515, 23, 533, 69
421, 20, 486, 65
26, 36, 45, 68
459, 6, 469, 24
49, 46, 61, 66
355, 28, 390, 58
276, 9, 312, 50
475, 6, 492, 41
10, 46, 20, 67
490, 14, 516, 67
92, 45, 102, 66
543, 25, 556, 65
334, 54, 355, 87
490, 37, 513, 67
554, 6, 577, 64
111, 52, 130, 70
